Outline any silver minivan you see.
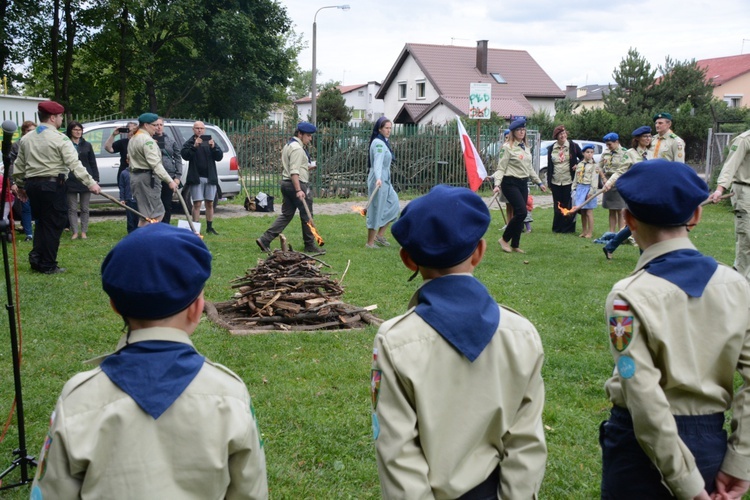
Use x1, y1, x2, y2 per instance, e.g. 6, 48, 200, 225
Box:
81, 119, 241, 204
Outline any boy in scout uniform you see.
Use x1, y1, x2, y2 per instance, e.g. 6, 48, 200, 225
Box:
30, 224, 268, 499
600, 160, 750, 499
371, 185, 547, 499
709, 128, 750, 283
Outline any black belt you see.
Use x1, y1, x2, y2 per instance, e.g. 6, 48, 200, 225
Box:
27, 176, 59, 182
734, 181, 750, 187
131, 169, 151, 174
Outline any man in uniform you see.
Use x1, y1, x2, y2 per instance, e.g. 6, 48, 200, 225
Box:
256, 121, 324, 254
372, 185, 547, 498
12, 101, 101, 274
30, 223, 268, 498
153, 117, 182, 224
181, 121, 223, 235
709, 128, 750, 283
128, 112, 178, 227
600, 160, 750, 499
652, 112, 686, 163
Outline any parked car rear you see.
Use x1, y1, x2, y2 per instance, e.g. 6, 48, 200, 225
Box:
81, 119, 241, 204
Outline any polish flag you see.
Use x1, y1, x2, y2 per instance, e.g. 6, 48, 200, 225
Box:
456, 116, 487, 192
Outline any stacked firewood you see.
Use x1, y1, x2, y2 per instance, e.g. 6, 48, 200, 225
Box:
206, 250, 382, 335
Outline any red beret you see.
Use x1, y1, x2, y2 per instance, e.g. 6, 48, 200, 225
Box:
38, 101, 65, 115
552, 125, 566, 139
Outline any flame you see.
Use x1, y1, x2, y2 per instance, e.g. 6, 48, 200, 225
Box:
557, 202, 573, 216
306, 221, 325, 246
351, 205, 366, 216
147, 218, 159, 224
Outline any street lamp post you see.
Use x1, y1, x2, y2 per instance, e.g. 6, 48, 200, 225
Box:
311, 4, 350, 125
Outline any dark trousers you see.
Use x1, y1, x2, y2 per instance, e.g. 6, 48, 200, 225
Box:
457, 465, 500, 500
550, 183, 576, 233
501, 177, 528, 248
25, 178, 67, 272
260, 181, 314, 248
160, 181, 174, 224
125, 199, 139, 233
600, 406, 726, 499
604, 226, 632, 255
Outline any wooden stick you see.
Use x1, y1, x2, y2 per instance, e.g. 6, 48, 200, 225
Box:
493, 191, 508, 224
701, 192, 734, 206
99, 191, 151, 220
175, 188, 199, 234
362, 184, 380, 215
569, 189, 605, 214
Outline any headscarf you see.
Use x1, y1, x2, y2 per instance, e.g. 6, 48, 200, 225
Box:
368, 116, 394, 170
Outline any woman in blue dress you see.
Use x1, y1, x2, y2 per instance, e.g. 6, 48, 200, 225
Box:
366, 117, 399, 248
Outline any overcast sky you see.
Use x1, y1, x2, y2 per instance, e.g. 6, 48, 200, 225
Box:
278, 0, 750, 91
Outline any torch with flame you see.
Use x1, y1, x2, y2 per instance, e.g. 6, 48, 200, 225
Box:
351, 185, 381, 217
560, 189, 605, 216
301, 199, 325, 246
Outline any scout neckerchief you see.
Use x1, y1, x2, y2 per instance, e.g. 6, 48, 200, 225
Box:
100, 340, 205, 419
414, 274, 500, 362
643, 249, 718, 297
653, 133, 667, 158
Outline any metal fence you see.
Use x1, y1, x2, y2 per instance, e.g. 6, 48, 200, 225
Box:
212, 120, 541, 200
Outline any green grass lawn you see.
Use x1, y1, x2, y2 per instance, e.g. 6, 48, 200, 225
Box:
0, 200, 739, 498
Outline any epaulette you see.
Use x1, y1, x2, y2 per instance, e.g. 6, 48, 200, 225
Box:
205, 359, 246, 384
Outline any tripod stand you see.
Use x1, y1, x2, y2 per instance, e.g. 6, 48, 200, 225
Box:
0, 120, 36, 489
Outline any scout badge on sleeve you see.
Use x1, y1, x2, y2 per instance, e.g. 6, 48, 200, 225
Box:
609, 299, 634, 352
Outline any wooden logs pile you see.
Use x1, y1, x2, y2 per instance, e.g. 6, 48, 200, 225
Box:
207, 250, 382, 335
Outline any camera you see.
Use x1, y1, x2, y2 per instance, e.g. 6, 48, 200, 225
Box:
117, 127, 129, 133
200, 134, 212, 141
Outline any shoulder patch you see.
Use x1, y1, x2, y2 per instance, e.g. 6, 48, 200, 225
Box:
375, 144, 384, 152
617, 355, 636, 379
371, 369, 381, 410
609, 316, 634, 351
732, 145, 738, 151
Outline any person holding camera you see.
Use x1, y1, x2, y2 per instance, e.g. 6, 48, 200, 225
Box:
181, 121, 222, 235
154, 117, 182, 224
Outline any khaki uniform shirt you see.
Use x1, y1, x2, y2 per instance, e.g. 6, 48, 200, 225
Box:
601, 146, 633, 189
716, 130, 750, 189
31, 327, 268, 499
372, 288, 546, 499
604, 238, 750, 498
12, 124, 95, 189
492, 141, 542, 186
282, 137, 310, 183
625, 145, 654, 165
127, 130, 173, 184
572, 160, 599, 192
550, 141, 572, 186
652, 130, 686, 163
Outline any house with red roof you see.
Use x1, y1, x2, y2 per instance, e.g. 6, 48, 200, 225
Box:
294, 82, 384, 125
696, 54, 750, 108
375, 40, 564, 125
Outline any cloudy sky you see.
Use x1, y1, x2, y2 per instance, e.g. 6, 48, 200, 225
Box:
278, 0, 750, 90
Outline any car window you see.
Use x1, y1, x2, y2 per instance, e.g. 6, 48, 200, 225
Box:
83, 127, 119, 158
171, 125, 228, 152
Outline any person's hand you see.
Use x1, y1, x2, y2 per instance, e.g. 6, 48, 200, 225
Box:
709, 189, 725, 203
713, 471, 750, 499
10, 184, 18, 195
539, 184, 547, 193
169, 180, 178, 191
208, 139, 215, 148
296, 189, 306, 200
88, 183, 101, 195
493, 185, 500, 194
119, 200, 126, 206
194, 137, 203, 147
376, 179, 382, 188
602, 183, 611, 192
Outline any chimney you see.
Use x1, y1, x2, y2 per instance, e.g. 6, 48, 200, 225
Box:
476, 40, 488, 75
565, 85, 577, 99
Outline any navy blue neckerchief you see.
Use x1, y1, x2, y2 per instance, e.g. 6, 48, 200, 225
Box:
100, 340, 205, 419
643, 249, 718, 297
288, 136, 311, 163
415, 275, 500, 362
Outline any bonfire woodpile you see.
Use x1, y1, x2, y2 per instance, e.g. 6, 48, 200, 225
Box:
206, 250, 382, 335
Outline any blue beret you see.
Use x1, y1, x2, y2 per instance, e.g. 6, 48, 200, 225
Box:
392, 185, 490, 268
581, 144, 594, 152
102, 224, 212, 319
603, 132, 619, 142
138, 113, 159, 124
653, 112, 672, 122
509, 118, 526, 131
632, 125, 651, 136
297, 121, 317, 134
616, 160, 708, 226
503, 129, 510, 137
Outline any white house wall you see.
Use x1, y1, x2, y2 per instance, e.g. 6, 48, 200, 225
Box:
525, 98, 557, 119
381, 56, 438, 121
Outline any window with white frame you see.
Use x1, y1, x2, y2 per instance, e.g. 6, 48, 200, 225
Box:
352, 109, 365, 119
398, 81, 407, 100
724, 95, 743, 108
416, 80, 426, 99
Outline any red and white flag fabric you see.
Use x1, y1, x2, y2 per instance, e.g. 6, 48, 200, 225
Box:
456, 116, 487, 192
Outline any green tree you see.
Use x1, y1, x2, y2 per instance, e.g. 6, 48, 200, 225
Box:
528, 108, 555, 139
316, 82, 351, 125
603, 48, 656, 116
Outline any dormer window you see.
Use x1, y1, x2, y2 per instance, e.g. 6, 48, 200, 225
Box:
490, 72, 507, 84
